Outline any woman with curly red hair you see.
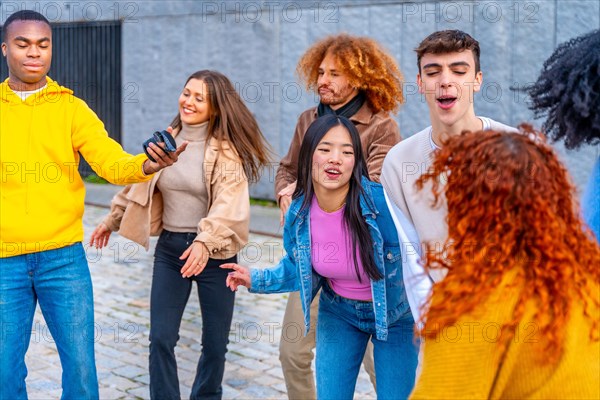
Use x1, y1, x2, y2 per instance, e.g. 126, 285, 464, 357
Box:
410, 127, 600, 399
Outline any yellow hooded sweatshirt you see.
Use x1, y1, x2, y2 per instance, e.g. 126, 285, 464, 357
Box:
0, 77, 151, 257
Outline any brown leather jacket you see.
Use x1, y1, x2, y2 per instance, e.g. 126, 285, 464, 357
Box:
274, 102, 401, 198
103, 133, 249, 259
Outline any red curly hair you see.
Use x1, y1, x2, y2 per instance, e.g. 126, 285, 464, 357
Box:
296, 33, 404, 114
415, 125, 600, 363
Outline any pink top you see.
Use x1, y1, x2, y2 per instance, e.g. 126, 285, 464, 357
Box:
310, 196, 372, 301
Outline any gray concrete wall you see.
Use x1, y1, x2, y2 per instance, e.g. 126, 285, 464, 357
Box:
2, 0, 598, 198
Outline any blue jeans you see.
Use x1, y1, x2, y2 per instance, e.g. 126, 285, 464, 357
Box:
149, 230, 236, 400
0, 243, 99, 400
316, 283, 418, 400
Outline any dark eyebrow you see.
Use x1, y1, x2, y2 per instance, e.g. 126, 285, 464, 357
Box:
449, 61, 470, 68
183, 88, 203, 95
14, 36, 50, 44
422, 61, 471, 69
320, 141, 353, 147
422, 63, 442, 69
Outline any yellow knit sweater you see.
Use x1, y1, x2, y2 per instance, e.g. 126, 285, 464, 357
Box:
410, 272, 600, 399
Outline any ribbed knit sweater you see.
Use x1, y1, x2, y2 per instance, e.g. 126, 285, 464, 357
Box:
410, 270, 600, 399
156, 121, 209, 232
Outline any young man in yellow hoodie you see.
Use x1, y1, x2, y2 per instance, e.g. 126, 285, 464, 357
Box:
0, 10, 186, 399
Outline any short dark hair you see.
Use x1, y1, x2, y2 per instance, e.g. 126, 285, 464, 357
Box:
527, 29, 600, 149
2, 10, 51, 41
415, 30, 480, 73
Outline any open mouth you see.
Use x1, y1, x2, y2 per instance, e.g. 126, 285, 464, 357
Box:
436, 95, 457, 109
324, 168, 341, 180
182, 107, 195, 114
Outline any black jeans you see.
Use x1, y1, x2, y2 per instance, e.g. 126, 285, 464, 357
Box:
149, 230, 236, 400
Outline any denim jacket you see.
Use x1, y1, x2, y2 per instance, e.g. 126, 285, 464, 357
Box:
250, 177, 411, 340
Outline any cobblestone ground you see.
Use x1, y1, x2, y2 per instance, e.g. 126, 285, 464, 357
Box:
24, 205, 376, 399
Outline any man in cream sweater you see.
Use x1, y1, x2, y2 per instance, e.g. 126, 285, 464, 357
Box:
381, 30, 516, 320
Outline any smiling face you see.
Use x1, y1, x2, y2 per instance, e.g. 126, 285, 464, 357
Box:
1, 20, 52, 91
311, 124, 355, 196
417, 50, 482, 131
178, 78, 211, 125
317, 52, 359, 110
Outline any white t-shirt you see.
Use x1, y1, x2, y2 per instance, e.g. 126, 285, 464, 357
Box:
11, 85, 46, 101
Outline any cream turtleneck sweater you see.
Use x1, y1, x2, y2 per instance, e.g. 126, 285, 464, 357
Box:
156, 121, 209, 233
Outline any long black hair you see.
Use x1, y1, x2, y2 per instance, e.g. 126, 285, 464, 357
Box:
527, 29, 600, 149
293, 114, 382, 282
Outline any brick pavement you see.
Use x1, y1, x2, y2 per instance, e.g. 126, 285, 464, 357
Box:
23, 205, 377, 399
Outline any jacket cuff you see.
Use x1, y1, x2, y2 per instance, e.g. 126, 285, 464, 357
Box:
129, 153, 155, 182
249, 268, 263, 293
194, 232, 225, 256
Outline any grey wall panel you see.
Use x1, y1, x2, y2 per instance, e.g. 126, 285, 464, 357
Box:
338, 4, 370, 34
510, 1, 556, 126
557, 0, 600, 42
473, 1, 516, 128
435, 1, 475, 33
396, 4, 437, 138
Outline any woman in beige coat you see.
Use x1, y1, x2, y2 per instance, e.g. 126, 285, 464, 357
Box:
90, 70, 270, 400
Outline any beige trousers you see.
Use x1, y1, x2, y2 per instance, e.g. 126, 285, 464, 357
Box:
278, 290, 377, 399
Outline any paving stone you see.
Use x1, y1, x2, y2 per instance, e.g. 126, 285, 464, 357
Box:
243, 384, 286, 399
27, 378, 61, 391
272, 382, 288, 393
96, 355, 126, 370
112, 365, 147, 380
237, 358, 271, 371
133, 373, 150, 386
222, 385, 242, 399
175, 358, 198, 373
355, 375, 377, 395
266, 367, 285, 379
29, 388, 62, 400
252, 373, 281, 387
225, 378, 248, 388
105, 375, 139, 390
126, 385, 149, 399
99, 386, 128, 399
179, 385, 192, 398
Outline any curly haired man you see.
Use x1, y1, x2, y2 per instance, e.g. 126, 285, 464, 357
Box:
274, 33, 404, 399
